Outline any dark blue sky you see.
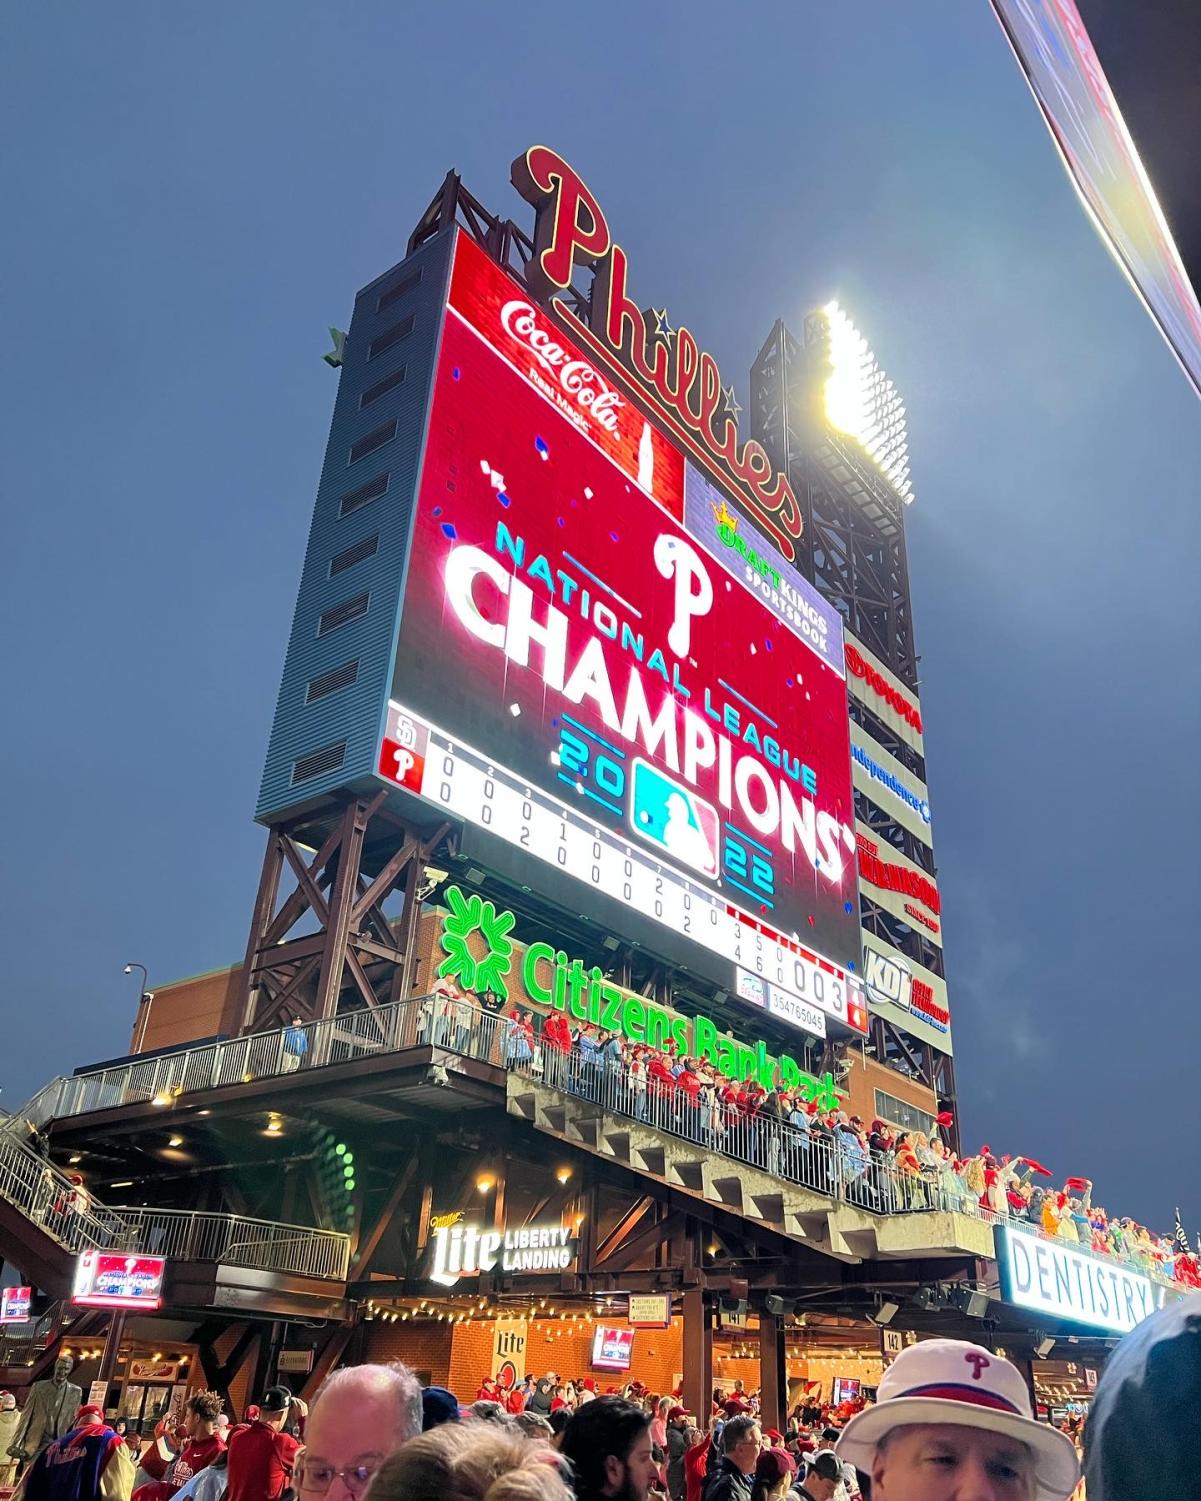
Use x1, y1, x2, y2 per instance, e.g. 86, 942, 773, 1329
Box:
3, 4, 1198, 1232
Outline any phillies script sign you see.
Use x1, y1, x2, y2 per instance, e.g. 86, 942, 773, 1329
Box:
511, 146, 804, 562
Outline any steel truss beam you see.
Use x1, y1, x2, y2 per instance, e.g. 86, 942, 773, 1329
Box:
237, 796, 450, 1033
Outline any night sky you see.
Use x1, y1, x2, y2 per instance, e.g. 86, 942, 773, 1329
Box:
3, 4, 1198, 1235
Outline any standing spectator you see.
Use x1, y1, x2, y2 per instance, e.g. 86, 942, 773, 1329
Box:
294, 1364, 420, 1501
790, 1451, 840, 1501
630, 1049, 649, 1122
281, 1019, 308, 1073
224, 1390, 301, 1501
666, 1407, 692, 1501
366, 1422, 569, 1501
560, 1398, 663, 1501
835, 1338, 1078, 1501
649, 1397, 671, 1454
1084, 1299, 1199, 1501
703, 1415, 762, 1501
527, 1375, 557, 1420
133, 1393, 225, 1501
13, 1404, 134, 1501
751, 1449, 795, 1501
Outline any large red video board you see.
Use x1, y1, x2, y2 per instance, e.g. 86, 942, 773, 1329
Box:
380, 233, 864, 1034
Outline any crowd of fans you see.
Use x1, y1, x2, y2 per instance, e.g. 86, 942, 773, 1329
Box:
12, 1315, 1201, 1501
425, 982, 1200, 1290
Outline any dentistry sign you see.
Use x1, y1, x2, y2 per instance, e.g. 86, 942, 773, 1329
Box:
430, 1218, 579, 1287
380, 229, 863, 1021
994, 1225, 1177, 1334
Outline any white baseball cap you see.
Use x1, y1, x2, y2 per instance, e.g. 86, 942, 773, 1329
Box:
835, 1339, 1079, 1499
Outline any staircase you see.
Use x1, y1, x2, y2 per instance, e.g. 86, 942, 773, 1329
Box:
0, 1128, 128, 1288
0, 1114, 350, 1312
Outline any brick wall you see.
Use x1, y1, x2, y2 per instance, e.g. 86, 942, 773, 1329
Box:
361, 1316, 684, 1400
130, 966, 243, 1054
841, 1055, 936, 1128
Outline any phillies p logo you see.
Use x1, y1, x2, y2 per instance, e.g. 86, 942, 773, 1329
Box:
654, 534, 712, 658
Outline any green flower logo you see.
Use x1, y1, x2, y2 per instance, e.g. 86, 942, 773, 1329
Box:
437, 885, 515, 1000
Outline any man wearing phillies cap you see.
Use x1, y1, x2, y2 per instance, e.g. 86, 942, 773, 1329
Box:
665, 1406, 692, 1501
834, 1339, 1079, 1500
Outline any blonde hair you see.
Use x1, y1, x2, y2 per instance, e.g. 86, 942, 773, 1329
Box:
366, 1424, 569, 1501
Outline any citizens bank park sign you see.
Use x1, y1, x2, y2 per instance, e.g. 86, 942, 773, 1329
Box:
435, 886, 853, 1093
379, 148, 868, 1033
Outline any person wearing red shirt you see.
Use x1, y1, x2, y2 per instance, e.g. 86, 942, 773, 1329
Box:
539, 1012, 571, 1091
224, 1390, 301, 1501
133, 1393, 225, 1501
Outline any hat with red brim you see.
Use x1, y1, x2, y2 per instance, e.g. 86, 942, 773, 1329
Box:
835, 1339, 1079, 1500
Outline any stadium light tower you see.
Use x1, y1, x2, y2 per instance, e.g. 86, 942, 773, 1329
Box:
819, 301, 914, 505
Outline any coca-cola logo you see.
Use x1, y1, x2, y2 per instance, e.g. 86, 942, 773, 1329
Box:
500, 298, 623, 432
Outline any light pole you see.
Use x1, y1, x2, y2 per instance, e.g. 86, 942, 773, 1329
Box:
124, 963, 154, 1053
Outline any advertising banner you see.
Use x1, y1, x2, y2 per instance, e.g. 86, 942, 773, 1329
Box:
0, 1285, 32, 1323
861, 937, 952, 1055
434, 888, 852, 1095
856, 827, 942, 947
849, 724, 932, 846
995, 1224, 1180, 1334
382, 232, 862, 1020
72, 1252, 165, 1311
844, 635, 924, 755
492, 1318, 529, 1383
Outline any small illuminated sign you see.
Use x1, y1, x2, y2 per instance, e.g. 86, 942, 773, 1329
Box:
72, 1251, 165, 1311
995, 1225, 1172, 1334
0, 1285, 32, 1324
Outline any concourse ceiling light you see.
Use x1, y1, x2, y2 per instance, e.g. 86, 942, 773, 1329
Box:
870, 1299, 902, 1327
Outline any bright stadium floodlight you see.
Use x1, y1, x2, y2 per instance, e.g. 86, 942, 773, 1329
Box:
820, 301, 915, 505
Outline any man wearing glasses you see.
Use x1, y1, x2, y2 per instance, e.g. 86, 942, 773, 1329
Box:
702, 1416, 762, 1501
293, 1366, 422, 1501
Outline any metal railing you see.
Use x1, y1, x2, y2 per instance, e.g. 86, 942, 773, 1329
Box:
118, 1208, 350, 1280
0, 1299, 63, 1368
0, 1129, 126, 1254
18, 993, 1190, 1289
0, 1117, 349, 1281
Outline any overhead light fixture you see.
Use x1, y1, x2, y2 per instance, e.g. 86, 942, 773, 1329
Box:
68, 1154, 82, 1166
168, 1136, 183, 1148
555, 1167, 572, 1184
1035, 1336, 1056, 1359
110, 1181, 133, 1189
870, 1299, 902, 1327
477, 1176, 495, 1193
